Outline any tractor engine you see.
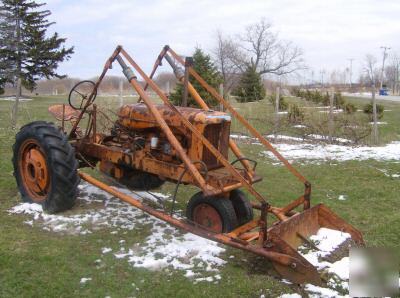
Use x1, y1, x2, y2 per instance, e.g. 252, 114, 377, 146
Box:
116, 103, 231, 170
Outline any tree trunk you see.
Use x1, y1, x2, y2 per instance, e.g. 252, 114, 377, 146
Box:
11, 77, 21, 128
11, 5, 21, 129
372, 86, 378, 144
328, 88, 334, 143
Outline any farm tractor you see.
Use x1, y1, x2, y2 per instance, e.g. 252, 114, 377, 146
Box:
13, 45, 363, 285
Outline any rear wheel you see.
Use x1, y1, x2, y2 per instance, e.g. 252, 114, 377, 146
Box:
186, 192, 238, 233
13, 121, 80, 213
230, 189, 254, 226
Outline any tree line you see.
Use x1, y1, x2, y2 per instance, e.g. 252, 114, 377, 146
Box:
1, 1, 308, 123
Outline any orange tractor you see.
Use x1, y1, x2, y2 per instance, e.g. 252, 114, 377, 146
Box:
13, 45, 363, 284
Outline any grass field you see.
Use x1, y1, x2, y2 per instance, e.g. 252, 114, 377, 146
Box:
0, 95, 399, 297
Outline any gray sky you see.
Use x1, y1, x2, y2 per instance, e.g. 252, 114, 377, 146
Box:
42, 0, 400, 82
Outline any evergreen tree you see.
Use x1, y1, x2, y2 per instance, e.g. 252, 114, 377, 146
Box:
169, 48, 222, 108
234, 66, 265, 102
0, 0, 74, 126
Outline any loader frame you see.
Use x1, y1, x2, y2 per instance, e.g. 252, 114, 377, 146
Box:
59, 45, 363, 284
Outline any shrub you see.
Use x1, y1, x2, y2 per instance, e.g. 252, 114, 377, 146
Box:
334, 92, 345, 108
363, 103, 384, 120
322, 92, 330, 105
343, 102, 357, 114
169, 48, 222, 107
287, 103, 305, 123
235, 67, 265, 102
268, 93, 288, 110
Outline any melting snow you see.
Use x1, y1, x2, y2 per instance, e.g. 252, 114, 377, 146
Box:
102, 247, 112, 254
297, 228, 352, 297
279, 294, 302, 298
80, 277, 92, 284
261, 141, 400, 164
0, 96, 33, 101
8, 182, 225, 282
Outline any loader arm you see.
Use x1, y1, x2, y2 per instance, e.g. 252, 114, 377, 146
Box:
56, 45, 364, 286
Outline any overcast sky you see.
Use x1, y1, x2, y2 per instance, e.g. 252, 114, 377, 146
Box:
41, 0, 400, 83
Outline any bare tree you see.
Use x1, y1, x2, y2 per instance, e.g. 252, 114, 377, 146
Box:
212, 31, 241, 97
237, 19, 305, 76
364, 54, 379, 144
364, 54, 379, 87
385, 53, 400, 95
213, 19, 305, 95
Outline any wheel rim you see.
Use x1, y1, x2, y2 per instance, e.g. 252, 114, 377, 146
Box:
19, 139, 50, 202
193, 203, 223, 233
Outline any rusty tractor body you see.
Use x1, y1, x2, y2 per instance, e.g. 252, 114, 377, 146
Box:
13, 45, 364, 285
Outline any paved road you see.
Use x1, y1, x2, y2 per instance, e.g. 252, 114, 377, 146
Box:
343, 92, 400, 102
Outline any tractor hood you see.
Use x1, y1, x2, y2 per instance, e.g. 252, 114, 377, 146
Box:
117, 103, 231, 130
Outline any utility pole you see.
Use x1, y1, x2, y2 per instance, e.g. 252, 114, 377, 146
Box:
311, 70, 314, 86
372, 86, 378, 144
380, 46, 391, 89
348, 58, 354, 88
320, 70, 325, 87
328, 88, 335, 143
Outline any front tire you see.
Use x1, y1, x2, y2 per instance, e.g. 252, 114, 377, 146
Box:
13, 121, 80, 213
230, 189, 254, 226
186, 192, 238, 233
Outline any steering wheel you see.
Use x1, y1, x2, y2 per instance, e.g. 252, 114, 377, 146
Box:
68, 80, 97, 110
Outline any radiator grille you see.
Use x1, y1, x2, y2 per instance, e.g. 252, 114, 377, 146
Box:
202, 123, 230, 169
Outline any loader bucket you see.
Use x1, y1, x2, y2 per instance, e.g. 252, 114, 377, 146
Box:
266, 204, 364, 285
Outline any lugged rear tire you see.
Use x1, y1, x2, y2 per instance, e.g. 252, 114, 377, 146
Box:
12, 121, 80, 213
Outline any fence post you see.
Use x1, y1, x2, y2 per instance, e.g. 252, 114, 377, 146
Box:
274, 86, 280, 140
372, 86, 378, 144
219, 83, 224, 111
328, 88, 334, 143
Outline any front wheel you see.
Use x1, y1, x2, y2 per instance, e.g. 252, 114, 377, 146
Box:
13, 121, 80, 213
186, 192, 238, 233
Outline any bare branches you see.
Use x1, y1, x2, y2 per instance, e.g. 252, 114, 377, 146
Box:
364, 54, 379, 87
212, 31, 242, 96
213, 18, 306, 88
239, 19, 305, 75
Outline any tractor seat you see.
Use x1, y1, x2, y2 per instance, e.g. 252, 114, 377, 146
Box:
48, 105, 82, 121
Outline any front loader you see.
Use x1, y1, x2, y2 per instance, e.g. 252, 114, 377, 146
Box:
12, 45, 363, 285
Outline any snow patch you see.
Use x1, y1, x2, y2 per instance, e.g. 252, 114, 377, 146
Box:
305, 284, 345, 298
261, 141, 400, 164
9, 182, 226, 282
80, 277, 92, 284
279, 294, 302, 298
102, 247, 112, 254
0, 96, 33, 101
298, 228, 351, 297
